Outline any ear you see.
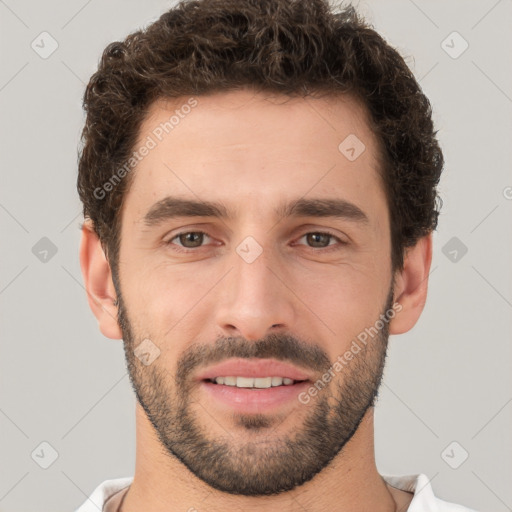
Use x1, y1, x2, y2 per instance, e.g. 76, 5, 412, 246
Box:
389, 233, 433, 335
79, 220, 123, 340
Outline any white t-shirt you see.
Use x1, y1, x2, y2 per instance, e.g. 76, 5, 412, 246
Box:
75, 474, 478, 512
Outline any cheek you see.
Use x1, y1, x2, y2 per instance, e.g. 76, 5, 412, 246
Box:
122, 269, 203, 370
289, 259, 389, 347
131, 262, 217, 326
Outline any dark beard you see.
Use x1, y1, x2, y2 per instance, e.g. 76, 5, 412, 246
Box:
116, 286, 393, 496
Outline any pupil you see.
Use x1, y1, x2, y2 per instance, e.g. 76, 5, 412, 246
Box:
181, 232, 202, 247
309, 233, 328, 247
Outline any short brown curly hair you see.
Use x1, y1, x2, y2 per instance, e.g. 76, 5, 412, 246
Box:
77, 0, 443, 279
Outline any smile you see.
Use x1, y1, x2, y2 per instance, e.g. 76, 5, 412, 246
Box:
208, 376, 306, 388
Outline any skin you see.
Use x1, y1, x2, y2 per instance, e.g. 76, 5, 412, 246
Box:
80, 88, 432, 511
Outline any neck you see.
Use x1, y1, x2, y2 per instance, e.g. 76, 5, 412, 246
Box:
120, 405, 406, 512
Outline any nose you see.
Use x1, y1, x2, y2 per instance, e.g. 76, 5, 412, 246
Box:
214, 245, 297, 342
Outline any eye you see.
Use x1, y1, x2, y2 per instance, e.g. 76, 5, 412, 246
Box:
164, 230, 347, 253
295, 231, 346, 251
165, 231, 212, 251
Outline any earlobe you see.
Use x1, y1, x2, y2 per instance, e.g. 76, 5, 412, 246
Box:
79, 220, 123, 340
389, 233, 433, 335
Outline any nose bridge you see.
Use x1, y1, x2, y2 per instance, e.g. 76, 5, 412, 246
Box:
215, 237, 295, 341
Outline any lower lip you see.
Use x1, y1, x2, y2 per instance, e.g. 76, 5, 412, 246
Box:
200, 380, 310, 414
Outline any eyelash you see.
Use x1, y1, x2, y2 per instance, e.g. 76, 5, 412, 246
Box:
164, 230, 347, 253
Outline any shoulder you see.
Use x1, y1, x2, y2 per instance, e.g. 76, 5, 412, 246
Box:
74, 477, 133, 512
382, 473, 479, 512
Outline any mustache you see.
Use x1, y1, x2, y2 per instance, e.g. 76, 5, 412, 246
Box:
176, 333, 331, 385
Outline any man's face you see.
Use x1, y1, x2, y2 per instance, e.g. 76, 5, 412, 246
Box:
115, 89, 395, 495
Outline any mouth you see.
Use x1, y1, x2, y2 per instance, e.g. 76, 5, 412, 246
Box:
204, 376, 309, 388
196, 359, 313, 414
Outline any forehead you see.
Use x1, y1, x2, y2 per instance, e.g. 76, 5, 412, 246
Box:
124, 88, 386, 227
140, 88, 379, 156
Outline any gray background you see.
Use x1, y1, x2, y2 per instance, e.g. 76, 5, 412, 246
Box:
1, 0, 511, 510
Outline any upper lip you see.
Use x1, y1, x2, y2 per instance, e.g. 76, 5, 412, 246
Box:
195, 358, 312, 381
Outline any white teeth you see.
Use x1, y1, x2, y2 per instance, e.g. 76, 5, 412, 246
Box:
271, 376, 284, 387
212, 376, 299, 388
236, 376, 254, 388
254, 377, 272, 388
223, 376, 237, 386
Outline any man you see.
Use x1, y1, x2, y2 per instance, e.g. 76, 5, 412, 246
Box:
75, 0, 477, 510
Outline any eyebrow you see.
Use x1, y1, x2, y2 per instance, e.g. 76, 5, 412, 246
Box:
142, 196, 370, 228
